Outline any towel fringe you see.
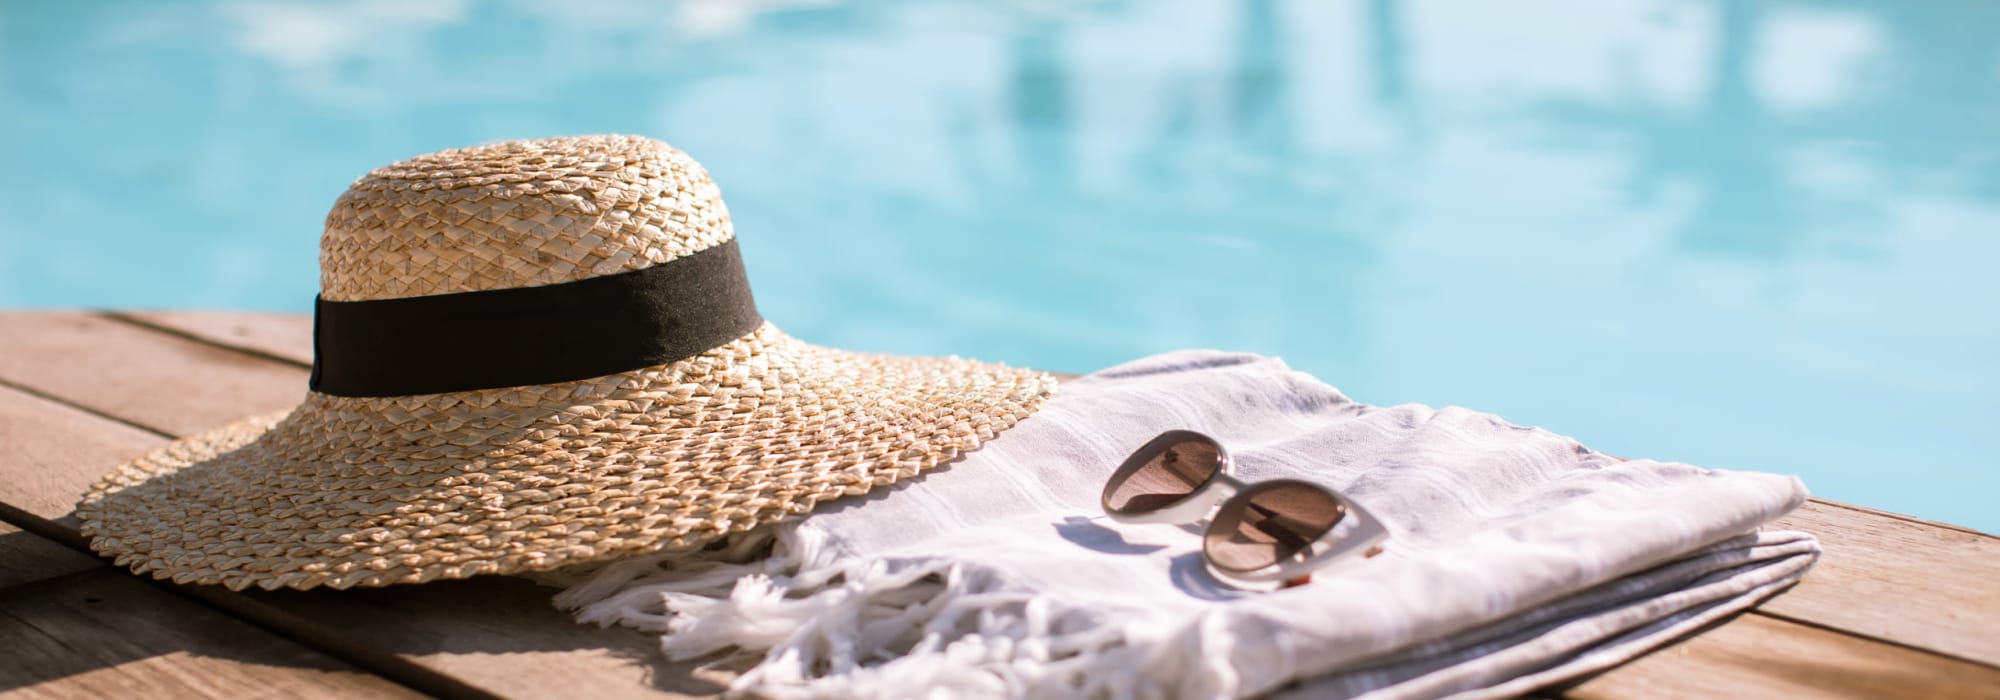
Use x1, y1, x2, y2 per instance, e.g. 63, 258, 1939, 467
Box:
545, 524, 1230, 699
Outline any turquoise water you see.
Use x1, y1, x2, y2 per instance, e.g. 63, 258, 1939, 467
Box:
2, 1, 1995, 530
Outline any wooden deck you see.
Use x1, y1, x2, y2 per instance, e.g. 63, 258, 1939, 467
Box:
0, 310, 1992, 699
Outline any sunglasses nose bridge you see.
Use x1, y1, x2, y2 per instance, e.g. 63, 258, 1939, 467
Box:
1209, 471, 1249, 494
1175, 474, 1243, 521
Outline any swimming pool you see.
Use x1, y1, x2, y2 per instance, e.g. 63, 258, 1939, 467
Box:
2, 0, 1994, 531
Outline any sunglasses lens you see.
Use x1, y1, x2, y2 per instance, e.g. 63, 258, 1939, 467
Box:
1103, 435, 1223, 515
1204, 482, 1346, 574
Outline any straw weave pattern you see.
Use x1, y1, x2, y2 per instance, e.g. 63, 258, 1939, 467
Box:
76, 135, 1057, 590
322, 134, 733, 301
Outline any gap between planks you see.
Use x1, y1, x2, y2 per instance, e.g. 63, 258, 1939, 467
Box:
5, 310, 1997, 699
0, 487, 505, 700
0, 386, 704, 700
100, 309, 2000, 660
0, 569, 429, 700
1557, 613, 2000, 700
0, 313, 737, 699
0, 521, 427, 700
0, 375, 173, 440
101, 310, 312, 370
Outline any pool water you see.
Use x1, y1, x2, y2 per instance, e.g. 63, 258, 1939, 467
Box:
2, 1, 1995, 530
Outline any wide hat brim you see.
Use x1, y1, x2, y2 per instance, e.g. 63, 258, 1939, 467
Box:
75, 323, 1056, 591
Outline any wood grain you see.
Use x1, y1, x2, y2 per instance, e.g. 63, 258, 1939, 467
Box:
0, 522, 101, 590
240, 577, 733, 699
0, 569, 422, 699
1764, 500, 2000, 666
0, 312, 306, 436
1560, 612, 2000, 700
3, 310, 1995, 700
0, 383, 166, 522
1811, 498, 1991, 538
0, 316, 720, 700
112, 311, 313, 367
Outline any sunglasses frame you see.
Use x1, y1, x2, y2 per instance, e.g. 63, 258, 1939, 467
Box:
1101, 430, 1391, 583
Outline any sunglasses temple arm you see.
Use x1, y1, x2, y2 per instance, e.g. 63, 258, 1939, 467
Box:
1287, 518, 1391, 576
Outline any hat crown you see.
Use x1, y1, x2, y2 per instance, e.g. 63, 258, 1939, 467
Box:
320, 135, 735, 302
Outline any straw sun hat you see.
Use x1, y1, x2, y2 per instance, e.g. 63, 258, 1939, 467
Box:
76, 135, 1058, 591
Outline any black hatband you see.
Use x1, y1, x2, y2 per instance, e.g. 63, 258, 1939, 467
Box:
310, 239, 761, 397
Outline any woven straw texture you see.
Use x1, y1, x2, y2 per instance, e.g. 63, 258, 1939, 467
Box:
74, 135, 1057, 591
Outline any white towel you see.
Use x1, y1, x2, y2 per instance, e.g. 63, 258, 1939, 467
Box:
551, 351, 1819, 699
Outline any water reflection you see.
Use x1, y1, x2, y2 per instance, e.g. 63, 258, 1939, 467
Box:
1526, 1, 1997, 263
1011, 21, 1072, 189
1364, 0, 1413, 112
1530, 2, 1809, 260
0, 0, 1994, 529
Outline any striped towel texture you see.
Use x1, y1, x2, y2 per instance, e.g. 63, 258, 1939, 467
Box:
555, 350, 1818, 699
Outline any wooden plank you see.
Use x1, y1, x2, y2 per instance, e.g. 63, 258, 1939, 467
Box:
1559, 613, 2000, 700
87, 311, 2000, 662
110, 311, 313, 367
0, 383, 167, 522
0, 318, 720, 698
0, 312, 305, 436
0, 569, 423, 699
1806, 497, 1989, 538
0, 522, 101, 590
236, 578, 733, 699
2, 311, 1992, 699
1761, 500, 2000, 666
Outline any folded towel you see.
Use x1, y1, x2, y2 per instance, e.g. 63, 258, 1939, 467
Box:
551, 351, 1819, 699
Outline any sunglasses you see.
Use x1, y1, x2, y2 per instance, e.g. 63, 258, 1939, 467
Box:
1100, 430, 1389, 584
